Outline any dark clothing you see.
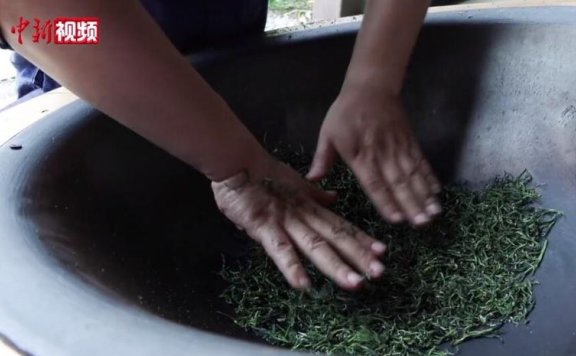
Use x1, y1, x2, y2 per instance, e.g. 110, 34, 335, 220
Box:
10, 54, 60, 97
140, 0, 268, 51
0, 31, 9, 49
0, 0, 268, 98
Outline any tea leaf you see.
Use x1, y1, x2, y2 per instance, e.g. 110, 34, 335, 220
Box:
221, 149, 562, 356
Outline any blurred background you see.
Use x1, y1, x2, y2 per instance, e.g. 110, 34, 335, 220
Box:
0, 50, 13, 110
0, 0, 514, 110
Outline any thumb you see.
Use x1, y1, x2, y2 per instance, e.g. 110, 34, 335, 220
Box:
306, 135, 337, 182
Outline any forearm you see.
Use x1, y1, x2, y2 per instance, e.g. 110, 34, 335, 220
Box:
0, 0, 266, 181
343, 0, 430, 95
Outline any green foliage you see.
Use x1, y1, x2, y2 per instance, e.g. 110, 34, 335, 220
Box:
221, 150, 562, 355
268, 0, 313, 12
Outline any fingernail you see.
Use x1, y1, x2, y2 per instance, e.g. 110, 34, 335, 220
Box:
426, 202, 442, 216
369, 261, 385, 278
299, 277, 311, 289
371, 242, 387, 254
347, 272, 364, 285
413, 213, 430, 226
306, 171, 320, 181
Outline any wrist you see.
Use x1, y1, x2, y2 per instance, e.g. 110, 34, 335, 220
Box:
209, 142, 273, 184
341, 66, 404, 98
340, 70, 403, 102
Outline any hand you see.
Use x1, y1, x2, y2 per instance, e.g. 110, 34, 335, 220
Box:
212, 153, 387, 290
307, 87, 442, 226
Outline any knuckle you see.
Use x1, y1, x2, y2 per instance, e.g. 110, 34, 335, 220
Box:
330, 228, 346, 242
404, 163, 419, 178
272, 236, 292, 253
365, 177, 386, 193
332, 221, 359, 240
389, 173, 409, 188
247, 219, 269, 241
330, 233, 345, 243
327, 254, 344, 270
284, 256, 301, 271
304, 232, 327, 252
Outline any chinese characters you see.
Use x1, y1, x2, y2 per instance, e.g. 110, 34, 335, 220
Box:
9, 17, 100, 45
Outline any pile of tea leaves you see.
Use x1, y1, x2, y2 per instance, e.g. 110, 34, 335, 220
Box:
220, 148, 562, 356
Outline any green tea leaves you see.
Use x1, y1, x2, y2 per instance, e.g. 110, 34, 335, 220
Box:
221, 154, 562, 356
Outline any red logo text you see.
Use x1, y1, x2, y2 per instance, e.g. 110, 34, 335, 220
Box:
10, 17, 100, 45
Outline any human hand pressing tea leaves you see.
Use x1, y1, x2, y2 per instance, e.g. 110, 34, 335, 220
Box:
222, 160, 563, 356
2, 0, 441, 292
213, 1, 441, 291
2, 0, 443, 293
307, 1, 442, 227
212, 153, 387, 290
308, 90, 442, 226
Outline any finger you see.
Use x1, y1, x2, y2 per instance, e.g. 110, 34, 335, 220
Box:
307, 134, 338, 182
350, 157, 404, 224
408, 144, 443, 196
249, 223, 311, 290
398, 151, 441, 217
414, 170, 442, 217
355, 234, 387, 255
380, 134, 435, 225
303, 202, 386, 255
284, 215, 364, 290
301, 203, 386, 278
420, 159, 442, 194
406, 146, 442, 195
411, 150, 443, 216
381, 157, 430, 226
398, 150, 430, 200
